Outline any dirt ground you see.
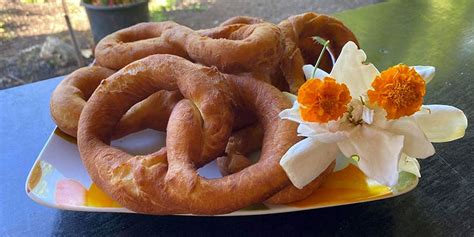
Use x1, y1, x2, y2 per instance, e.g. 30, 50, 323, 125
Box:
0, 0, 380, 90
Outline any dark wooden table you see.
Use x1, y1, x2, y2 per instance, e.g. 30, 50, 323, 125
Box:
1, 0, 473, 235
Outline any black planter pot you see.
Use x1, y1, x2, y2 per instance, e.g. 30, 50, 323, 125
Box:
82, 1, 150, 43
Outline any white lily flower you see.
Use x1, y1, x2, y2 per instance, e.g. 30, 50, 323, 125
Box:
280, 41, 467, 189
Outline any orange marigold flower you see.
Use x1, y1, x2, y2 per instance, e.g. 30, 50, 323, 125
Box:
297, 77, 352, 123
368, 64, 426, 120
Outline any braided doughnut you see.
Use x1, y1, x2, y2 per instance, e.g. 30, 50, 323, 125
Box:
78, 55, 298, 214
278, 12, 359, 93
50, 66, 183, 138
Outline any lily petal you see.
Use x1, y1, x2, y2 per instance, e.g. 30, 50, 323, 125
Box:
414, 105, 468, 142
303, 64, 330, 80
413, 66, 435, 84
297, 123, 347, 143
362, 106, 374, 124
398, 154, 421, 177
330, 41, 380, 98
384, 117, 435, 159
280, 138, 339, 189
337, 125, 404, 187
334, 151, 356, 171
279, 101, 304, 123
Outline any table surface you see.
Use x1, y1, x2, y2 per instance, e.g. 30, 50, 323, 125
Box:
1, 0, 473, 236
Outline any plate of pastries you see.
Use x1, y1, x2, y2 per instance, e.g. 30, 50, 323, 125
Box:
25, 12, 418, 216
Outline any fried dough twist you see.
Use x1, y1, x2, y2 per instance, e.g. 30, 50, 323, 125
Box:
52, 13, 359, 212
78, 55, 299, 214
95, 21, 284, 73
278, 12, 359, 93
50, 66, 183, 138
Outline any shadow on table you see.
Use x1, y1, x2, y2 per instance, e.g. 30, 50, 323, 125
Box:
50, 197, 439, 236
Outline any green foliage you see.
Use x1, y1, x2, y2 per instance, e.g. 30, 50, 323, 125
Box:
150, 10, 167, 22
155, 0, 206, 11
20, 0, 47, 3
164, 0, 177, 11
149, 0, 208, 22
83, 0, 146, 6
149, 0, 176, 12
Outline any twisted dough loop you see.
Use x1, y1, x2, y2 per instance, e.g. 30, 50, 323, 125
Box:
95, 21, 284, 73
94, 12, 357, 94
219, 16, 265, 26
217, 123, 335, 204
204, 12, 358, 202
50, 66, 114, 137
55, 13, 359, 213
94, 22, 188, 70
217, 13, 358, 93
279, 12, 359, 93
78, 55, 298, 214
52, 50, 315, 208
50, 66, 183, 138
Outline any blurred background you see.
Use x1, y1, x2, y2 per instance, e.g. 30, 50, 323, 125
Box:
0, 0, 380, 89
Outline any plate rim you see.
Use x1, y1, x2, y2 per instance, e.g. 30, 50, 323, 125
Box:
25, 128, 419, 216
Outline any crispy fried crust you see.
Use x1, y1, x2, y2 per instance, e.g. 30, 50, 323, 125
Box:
278, 12, 359, 93
217, 123, 335, 204
94, 22, 189, 70
265, 162, 335, 204
50, 66, 183, 138
95, 21, 284, 73
94, 13, 358, 93
219, 16, 265, 26
207, 13, 359, 93
50, 67, 258, 139
50, 66, 114, 137
113, 90, 183, 139
53, 13, 359, 213
78, 55, 299, 215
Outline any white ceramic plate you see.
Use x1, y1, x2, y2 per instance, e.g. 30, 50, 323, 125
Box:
26, 128, 418, 216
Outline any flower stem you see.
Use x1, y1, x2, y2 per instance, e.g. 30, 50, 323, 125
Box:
311, 39, 331, 78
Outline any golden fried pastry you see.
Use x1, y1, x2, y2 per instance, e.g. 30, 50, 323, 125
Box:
94, 22, 189, 70
49, 13, 360, 214
266, 162, 335, 204
219, 16, 265, 26
278, 12, 359, 93
78, 55, 299, 214
217, 123, 335, 204
50, 66, 183, 138
210, 13, 359, 93
50, 66, 114, 137
95, 21, 284, 73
